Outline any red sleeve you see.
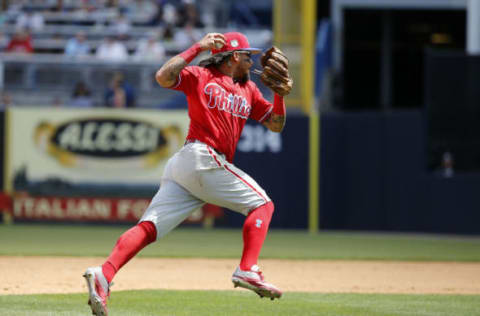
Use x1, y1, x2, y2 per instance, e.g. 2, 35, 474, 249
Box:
169, 66, 202, 92
26, 40, 33, 53
249, 84, 273, 123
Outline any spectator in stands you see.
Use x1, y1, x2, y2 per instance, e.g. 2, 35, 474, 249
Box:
70, 81, 94, 107
0, 11, 8, 27
5, 1, 22, 17
6, 29, 33, 54
162, 3, 178, 26
173, 21, 202, 51
95, 36, 128, 61
200, 0, 230, 28
147, 0, 166, 26
0, 90, 16, 110
125, 0, 158, 23
162, 23, 175, 42
176, 0, 204, 28
15, 8, 45, 32
437, 151, 455, 178
105, 72, 136, 108
64, 31, 91, 57
110, 11, 131, 40
0, 31, 9, 52
78, 0, 98, 14
229, 2, 260, 27
133, 31, 165, 61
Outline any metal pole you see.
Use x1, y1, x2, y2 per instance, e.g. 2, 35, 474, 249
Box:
331, 0, 343, 72
303, 0, 319, 234
0, 61, 4, 90
380, 10, 393, 110
467, 0, 480, 54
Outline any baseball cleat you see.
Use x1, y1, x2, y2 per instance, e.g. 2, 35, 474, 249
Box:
83, 266, 112, 316
231, 265, 282, 300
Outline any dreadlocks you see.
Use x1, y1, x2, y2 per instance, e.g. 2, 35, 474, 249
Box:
198, 51, 251, 84
198, 51, 233, 68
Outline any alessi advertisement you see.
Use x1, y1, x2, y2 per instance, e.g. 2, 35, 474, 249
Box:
7, 108, 189, 185
5, 108, 190, 222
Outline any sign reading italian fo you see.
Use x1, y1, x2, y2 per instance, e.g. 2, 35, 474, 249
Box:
13, 195, 150, 221
12, 195, 206, 223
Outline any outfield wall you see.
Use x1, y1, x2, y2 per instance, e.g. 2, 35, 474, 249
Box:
320, 110, 480, 234
232, 110, 480, 234
0, 108, 310, 228
2, 108, 480, 233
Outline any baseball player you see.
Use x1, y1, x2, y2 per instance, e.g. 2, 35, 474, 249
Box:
83, 31, 292, 316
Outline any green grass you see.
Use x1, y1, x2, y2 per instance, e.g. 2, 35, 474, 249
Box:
1, 224, 480, 261
1, 290, 479, 316
1, 225, 479, 315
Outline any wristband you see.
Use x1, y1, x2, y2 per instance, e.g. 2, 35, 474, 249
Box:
179, 43, 202, 64
273, 94, 286, 115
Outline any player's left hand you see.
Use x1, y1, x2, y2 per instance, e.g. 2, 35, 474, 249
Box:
259, 46, 293, 96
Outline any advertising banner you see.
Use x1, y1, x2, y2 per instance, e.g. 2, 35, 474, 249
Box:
5, 108, 309, 228
6, 108, 189, 189
13, 195, 150, 222
12, 194, 209, 224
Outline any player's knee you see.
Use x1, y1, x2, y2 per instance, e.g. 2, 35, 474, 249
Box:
138, 221, 157, 243
266, 201, 275, 215
255, 201, 274, 215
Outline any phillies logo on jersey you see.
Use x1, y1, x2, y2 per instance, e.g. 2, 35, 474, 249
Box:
204, 83, 251, 119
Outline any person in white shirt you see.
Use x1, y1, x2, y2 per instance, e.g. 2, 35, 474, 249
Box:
95, 36, 128, 61
173, 21, 202, 51
133, 32, 165, 61
110, 12, 131, 39
16, 10, 44, 31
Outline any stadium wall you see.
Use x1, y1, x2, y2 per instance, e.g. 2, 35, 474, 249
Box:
320, 110, 480, 234
2, 108, 480, 233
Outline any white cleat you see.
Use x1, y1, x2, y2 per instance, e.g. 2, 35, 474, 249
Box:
231, 265, 282, 300
83, 266, 112, 316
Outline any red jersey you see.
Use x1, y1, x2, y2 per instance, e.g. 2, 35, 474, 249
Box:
171, 66, 273, 162
7, 37, 33, 53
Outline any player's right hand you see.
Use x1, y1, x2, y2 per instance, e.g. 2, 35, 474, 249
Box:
198, 33, 227, 51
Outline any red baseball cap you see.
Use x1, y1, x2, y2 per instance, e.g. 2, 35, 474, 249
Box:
211, 32, 262, 55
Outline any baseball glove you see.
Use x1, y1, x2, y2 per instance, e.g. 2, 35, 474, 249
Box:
259, 46, 293, 96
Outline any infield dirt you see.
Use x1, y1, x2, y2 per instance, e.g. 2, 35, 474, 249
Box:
1, 257, 479, 295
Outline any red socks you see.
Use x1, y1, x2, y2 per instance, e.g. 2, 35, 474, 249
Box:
102, 221, 157, 283
239, 201, 274, 271
101, 202, 274, 281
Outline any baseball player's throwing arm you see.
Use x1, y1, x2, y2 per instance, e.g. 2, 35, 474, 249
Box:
155, 33, 226, 88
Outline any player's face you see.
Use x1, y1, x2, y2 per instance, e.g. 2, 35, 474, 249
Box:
233, 51, 253, 84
